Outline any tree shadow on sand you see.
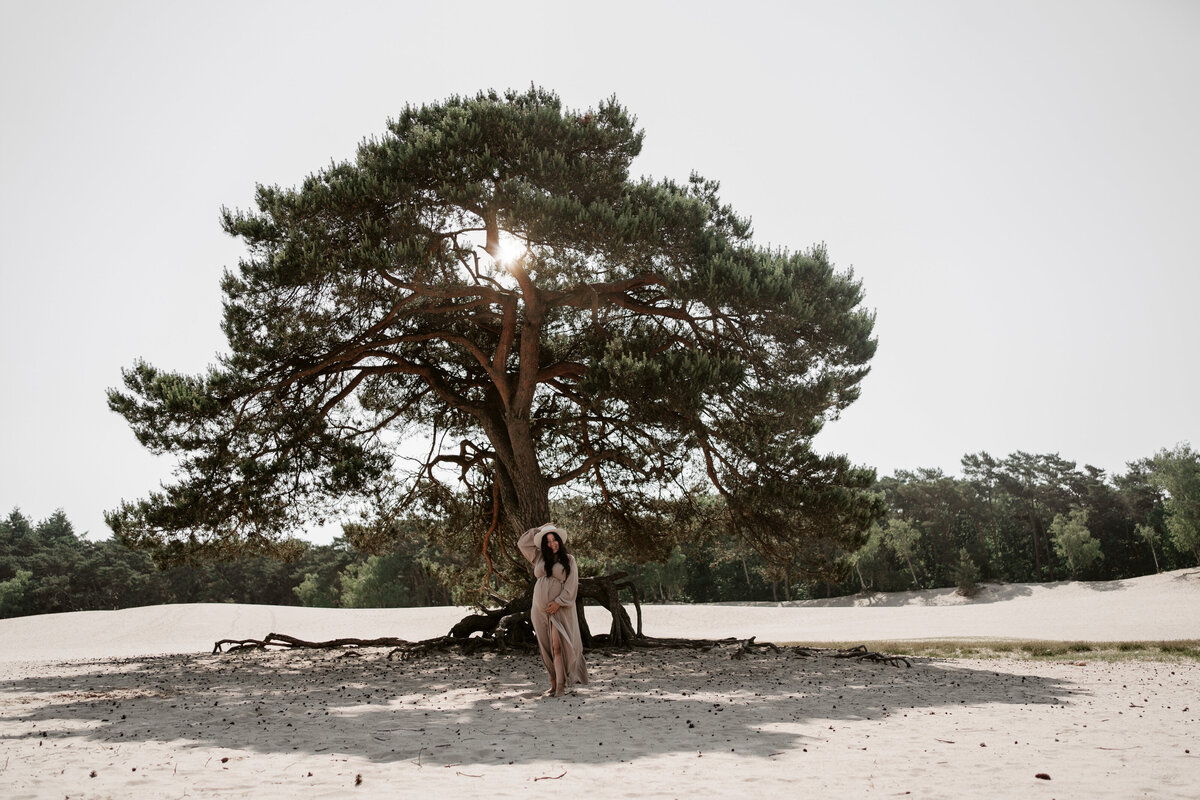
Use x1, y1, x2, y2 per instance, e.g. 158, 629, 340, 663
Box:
0, 646, 1078, 766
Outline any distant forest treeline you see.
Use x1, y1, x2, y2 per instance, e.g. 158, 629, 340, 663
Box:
2, 446, 1196, 619
0, 510, 452, 619
582, 446, 1199, 603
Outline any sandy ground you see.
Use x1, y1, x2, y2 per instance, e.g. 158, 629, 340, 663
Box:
1, 570, 1198, 798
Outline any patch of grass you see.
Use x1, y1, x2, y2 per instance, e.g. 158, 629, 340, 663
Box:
779, 639, 1200, 662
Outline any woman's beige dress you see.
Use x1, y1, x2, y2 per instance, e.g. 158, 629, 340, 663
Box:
519, 528, 589, 688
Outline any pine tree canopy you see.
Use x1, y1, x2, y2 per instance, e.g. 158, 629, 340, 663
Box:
107, 87, 883, 572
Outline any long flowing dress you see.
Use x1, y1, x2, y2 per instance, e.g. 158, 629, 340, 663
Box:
519, 527, 589, 688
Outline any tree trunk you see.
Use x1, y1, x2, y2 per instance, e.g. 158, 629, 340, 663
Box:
854, 562, 867, 592
904, 556, 919, 588
480, 410, 551, 537
1026, 505, 1046, 579
1142, 526, 1161, 573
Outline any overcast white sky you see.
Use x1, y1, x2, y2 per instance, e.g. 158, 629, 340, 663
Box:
2, 0, 1197, 542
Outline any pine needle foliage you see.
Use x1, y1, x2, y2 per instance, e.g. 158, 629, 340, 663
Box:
107, 87, 881, 574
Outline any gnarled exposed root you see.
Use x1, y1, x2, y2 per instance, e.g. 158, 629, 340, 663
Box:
212, 629, 910, 670
209, 574, 908, 668
829, 644, 912, 668
212, 633, 412, 654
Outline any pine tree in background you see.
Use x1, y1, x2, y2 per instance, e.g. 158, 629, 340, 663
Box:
1151, 443, 1200, 566
952, 548, 980, 597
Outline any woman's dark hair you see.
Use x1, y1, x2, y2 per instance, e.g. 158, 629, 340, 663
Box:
539, 531, 571, 578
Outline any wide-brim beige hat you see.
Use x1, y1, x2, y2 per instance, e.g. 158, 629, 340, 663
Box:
533, 523, 567, 549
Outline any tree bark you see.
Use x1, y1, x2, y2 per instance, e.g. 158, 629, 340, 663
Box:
481, 412, 550, 536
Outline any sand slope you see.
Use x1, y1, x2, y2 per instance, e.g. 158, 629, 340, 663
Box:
2, 569, 1197, 663
0, 570, 1197, 799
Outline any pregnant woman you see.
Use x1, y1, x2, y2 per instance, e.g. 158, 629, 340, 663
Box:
518, 523, 589, 696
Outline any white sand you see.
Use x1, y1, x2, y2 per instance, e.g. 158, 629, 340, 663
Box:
1, 570, 1197, 798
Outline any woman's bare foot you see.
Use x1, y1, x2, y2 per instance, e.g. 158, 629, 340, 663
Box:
543, 686, 559, 697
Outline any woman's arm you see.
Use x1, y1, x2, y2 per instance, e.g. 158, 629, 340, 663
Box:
553, 555, 579, 607
518, 527, 540, 564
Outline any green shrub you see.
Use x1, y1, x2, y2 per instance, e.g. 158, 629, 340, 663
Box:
953, 548, 980, 597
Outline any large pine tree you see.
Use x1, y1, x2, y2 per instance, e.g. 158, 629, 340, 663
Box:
108, 87, 881, 579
